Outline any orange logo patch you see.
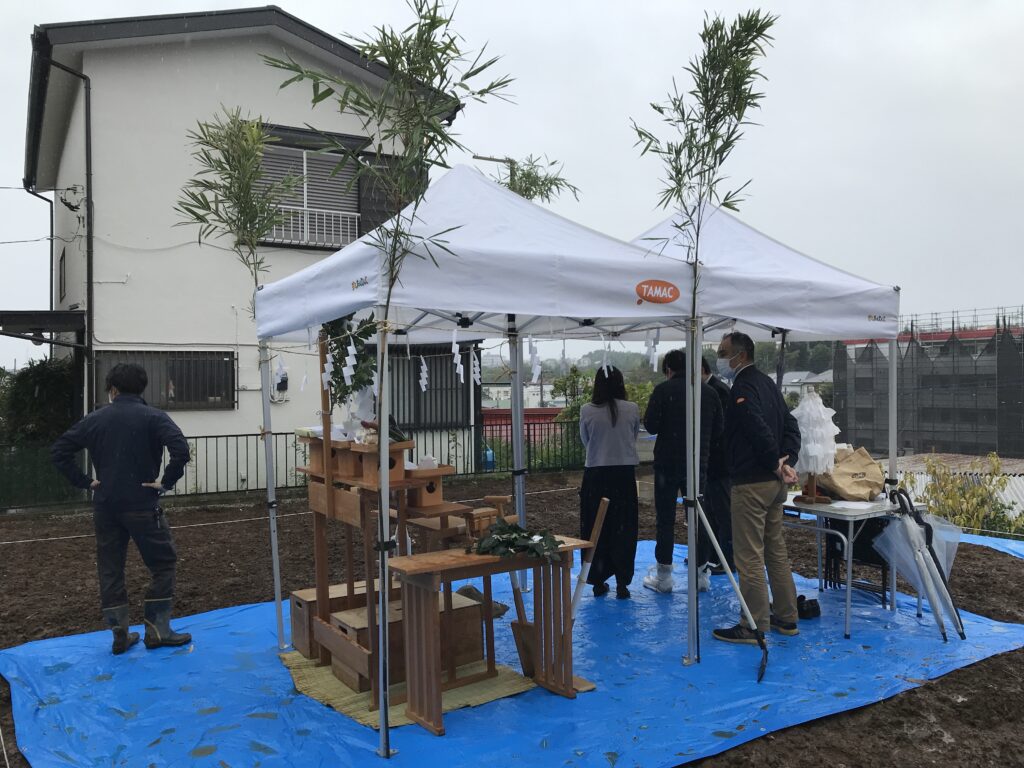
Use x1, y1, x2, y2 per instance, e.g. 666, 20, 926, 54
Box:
635, 280, 679, 304
735, 397, 746, 404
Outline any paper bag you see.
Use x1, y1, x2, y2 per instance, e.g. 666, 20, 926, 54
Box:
816, 447, 884, 501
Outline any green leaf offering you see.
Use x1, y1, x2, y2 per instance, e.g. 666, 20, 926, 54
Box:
471, 518, 563, 563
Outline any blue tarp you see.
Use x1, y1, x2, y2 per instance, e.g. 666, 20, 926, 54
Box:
3, 540, 1023, 768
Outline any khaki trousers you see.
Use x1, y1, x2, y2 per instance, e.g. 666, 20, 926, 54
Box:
731, 479, 798, 631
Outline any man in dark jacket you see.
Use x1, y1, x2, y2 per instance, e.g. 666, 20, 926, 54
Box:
701, 356, 734, 572
712, 332, 802, 645
52, 363, 192, 654
642, 350, 722, 593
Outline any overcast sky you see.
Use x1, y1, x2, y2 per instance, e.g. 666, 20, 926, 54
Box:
2, 1, 1022, 370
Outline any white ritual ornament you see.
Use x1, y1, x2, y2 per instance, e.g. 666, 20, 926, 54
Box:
419, 355, 429, 393
471, 349, 482, 386
792, 390, 841, 476
529, 336, 542, 384
451, 328, 464, 383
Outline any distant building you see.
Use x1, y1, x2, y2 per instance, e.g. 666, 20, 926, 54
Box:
833, 324, 1024, 458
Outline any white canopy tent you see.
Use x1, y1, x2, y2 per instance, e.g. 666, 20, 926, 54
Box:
630, 211, 900, 659
252, 164, 901, 735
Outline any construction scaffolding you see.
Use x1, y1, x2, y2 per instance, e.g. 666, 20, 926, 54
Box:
834, 307, 1024, 459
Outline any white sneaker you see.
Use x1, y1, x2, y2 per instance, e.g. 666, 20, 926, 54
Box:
698, 563, 712, 593
642, 563, 674, 593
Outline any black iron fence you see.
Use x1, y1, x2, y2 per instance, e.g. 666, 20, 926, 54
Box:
0, 421, 585, 511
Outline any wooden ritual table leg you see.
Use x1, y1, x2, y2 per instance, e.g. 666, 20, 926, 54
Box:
551, 559, 563, 690
483, 575, 496, 674
443, 581, 456, 682
403, 575, 444, 735
313, 506, 331, 666
558, 554, 575, 697
363, 508, 380, 709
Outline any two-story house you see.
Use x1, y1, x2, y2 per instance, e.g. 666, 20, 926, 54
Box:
22, 7, 481, 492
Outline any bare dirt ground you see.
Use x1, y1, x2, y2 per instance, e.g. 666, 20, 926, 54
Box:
2, 470, 1023, 767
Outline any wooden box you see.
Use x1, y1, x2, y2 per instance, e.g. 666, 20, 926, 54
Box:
333, 444, 362, 479
353, 441, 414, 487
291, 580, 400, 659
308, 481, 366, 527
329, 592, 483, 692
407, 465, 455, 507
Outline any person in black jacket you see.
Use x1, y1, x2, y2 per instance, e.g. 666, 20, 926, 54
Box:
711, 332, 802, 645
52, 363, 193, 654
642, 350, 722, 593
700, 356, 733, 572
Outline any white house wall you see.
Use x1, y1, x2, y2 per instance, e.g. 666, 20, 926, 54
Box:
53, 34, 381, 436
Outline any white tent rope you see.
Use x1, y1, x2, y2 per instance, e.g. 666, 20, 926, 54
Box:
0, 717, 11, 768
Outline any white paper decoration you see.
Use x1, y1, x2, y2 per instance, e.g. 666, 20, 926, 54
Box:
792, 390, 841, 476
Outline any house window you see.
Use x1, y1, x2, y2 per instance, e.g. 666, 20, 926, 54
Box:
386, 344, 474, 429
95, 350, 236, 411
260, 145, 360, 249
59, 248, 66, 301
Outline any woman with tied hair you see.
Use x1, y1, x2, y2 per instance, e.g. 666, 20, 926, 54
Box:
578, 366, 640, 598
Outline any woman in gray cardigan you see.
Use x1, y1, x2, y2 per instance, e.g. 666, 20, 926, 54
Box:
579, 366, 640, 598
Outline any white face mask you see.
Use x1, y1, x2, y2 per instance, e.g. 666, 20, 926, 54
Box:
717, 353, 740, 380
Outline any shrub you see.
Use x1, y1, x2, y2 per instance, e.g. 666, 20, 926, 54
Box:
907, 453, 1021, 536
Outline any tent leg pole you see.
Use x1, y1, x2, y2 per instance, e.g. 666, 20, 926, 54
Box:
376, 307, 395, 758
683, 318, 703, 665
888, 338, 898, 482
258, 339, 286, 651
507, 314, 529, 591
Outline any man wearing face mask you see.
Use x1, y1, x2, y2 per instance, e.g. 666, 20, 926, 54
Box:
52, 363, 193, 655
712, 332, 802, 645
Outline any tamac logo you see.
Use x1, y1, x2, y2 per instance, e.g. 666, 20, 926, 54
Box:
867, 314, 888, 322
352, 276, 370, 291
635, 279, 679, 305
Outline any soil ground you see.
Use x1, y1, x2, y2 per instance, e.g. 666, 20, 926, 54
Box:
2, 470, 1023, 767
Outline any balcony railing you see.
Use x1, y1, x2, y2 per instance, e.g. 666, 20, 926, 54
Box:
264, 206, 360, 249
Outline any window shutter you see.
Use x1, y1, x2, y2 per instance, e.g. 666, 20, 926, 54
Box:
260, 146, 304, 206
306, 153, 358, 213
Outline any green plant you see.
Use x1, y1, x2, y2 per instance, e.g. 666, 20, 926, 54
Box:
265, 0, 511, 319
552, 365, 592, 421
908, 453, 1021, 535
0, 357, 76, 443
490, 155, 579, 202
472, 518, 563, 562
175, 106, 303, 315
323, 313, 377, 409
632, 9, 777, 309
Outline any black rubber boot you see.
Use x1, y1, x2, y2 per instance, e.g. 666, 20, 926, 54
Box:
143, 598, 192, 649
102, 605, 140, 655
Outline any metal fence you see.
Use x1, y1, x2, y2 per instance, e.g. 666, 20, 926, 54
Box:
0, 421, 585, 511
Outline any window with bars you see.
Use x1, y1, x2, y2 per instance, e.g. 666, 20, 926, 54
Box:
260, 144, 360, 249
385, 344, 478, 429
94, 350, 236, 411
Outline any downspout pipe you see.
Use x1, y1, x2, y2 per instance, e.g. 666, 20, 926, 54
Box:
40, 58, 93, 411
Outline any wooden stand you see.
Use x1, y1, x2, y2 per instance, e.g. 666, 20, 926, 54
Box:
389, 537, 591, 735
292, 335, 487, 710
794, 473, 832, 505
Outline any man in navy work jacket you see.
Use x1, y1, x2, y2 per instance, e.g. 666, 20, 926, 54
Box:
642, 349, 723, 593
712, 332, 802, 645
52, 363, 192, 654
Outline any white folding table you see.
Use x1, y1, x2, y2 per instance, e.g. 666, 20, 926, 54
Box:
783, 495, 900, 638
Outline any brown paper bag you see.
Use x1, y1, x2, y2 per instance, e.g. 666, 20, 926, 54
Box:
816, 447, 885, 501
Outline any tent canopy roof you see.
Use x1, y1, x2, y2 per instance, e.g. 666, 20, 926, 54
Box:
634, 210, 900, 341
256, 166, 900, 343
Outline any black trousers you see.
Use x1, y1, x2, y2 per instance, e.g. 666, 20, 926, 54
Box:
580, 465, 638, 586
653, 463, 686, 565
94, 505, 177, 610
697, 474, 733, 568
